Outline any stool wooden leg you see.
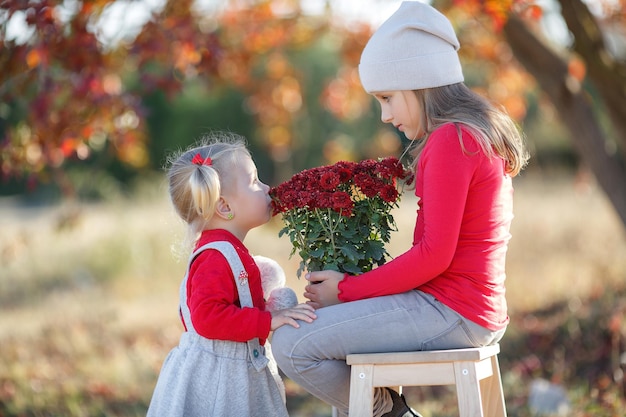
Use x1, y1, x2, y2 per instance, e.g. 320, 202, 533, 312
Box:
349, 363, 374, 417
454, 361, 484, 417
479, 355, 507, 417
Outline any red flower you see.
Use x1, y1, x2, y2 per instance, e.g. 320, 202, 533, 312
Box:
314, 192, 333, 209
320, 171, 340, 190
334, 161, 356, 182
380, 185, 399, 203
351, 173, 374, 198
332, 191, 353, 215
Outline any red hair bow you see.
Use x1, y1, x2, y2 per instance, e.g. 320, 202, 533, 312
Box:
192, 153, 212, 166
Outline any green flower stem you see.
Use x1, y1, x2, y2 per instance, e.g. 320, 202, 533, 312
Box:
315, 208, 338, 262
287, 209, 308, 254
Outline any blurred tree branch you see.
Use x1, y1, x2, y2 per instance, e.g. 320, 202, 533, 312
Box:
502, 0, 626, 227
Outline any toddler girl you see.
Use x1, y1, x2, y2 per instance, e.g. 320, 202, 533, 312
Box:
147, 132, 316, 417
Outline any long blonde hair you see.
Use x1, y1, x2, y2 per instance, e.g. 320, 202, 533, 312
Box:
167, 131, 250, 237
408, 83, 529, 176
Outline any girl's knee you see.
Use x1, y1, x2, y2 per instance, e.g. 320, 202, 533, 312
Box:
269, 325, 294, 367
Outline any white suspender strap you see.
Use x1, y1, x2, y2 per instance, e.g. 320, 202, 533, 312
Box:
178, 241, 268, 371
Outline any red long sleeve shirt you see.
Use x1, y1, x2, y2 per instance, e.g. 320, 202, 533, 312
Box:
184, 229, 272, 344
338, 123, 513, 331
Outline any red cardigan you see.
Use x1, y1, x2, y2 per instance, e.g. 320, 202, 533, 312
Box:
338, 123, 513, 331
184, 229, 272, 344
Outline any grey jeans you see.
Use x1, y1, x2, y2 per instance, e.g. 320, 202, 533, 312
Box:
271, 290, 505, 417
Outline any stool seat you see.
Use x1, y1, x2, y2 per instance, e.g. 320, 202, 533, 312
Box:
337, 344, 506, 417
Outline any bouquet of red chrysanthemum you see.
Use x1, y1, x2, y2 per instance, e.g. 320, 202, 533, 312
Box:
270, 157, 411, 277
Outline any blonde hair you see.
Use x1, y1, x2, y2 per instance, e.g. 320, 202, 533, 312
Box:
167, 131, 250, 237
408, 83, 529, 177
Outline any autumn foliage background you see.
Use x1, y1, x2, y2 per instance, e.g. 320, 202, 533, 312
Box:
1, 0, 626, 416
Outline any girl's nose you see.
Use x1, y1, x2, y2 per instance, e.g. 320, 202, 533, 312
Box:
380, 109, 392, 124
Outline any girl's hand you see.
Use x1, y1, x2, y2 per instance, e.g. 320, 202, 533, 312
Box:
270, 303, 317, 331
304, 270, 344, 309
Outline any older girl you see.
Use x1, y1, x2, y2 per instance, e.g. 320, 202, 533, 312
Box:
272, 2, 529, 417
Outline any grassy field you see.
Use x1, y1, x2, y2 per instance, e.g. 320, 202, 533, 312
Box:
1, 172, 625, 416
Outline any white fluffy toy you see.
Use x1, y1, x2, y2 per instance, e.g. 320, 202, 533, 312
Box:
253, 255, 299, 312
252, 255, 299, 404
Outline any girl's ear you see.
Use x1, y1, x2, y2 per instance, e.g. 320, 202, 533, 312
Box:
215, 196, 233, 220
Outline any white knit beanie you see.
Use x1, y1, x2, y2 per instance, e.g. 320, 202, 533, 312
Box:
359, 1, 464, 93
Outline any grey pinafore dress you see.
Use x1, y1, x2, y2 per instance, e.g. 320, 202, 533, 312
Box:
146, 241, 288, 417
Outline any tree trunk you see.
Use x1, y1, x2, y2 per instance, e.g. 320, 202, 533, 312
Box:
503, 15, 626, 229
558, 0, 626, 157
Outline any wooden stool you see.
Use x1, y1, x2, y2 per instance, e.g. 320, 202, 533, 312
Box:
333, 344, 506, 417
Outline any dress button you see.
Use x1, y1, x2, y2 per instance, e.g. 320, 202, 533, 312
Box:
253, 349, 259, 357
